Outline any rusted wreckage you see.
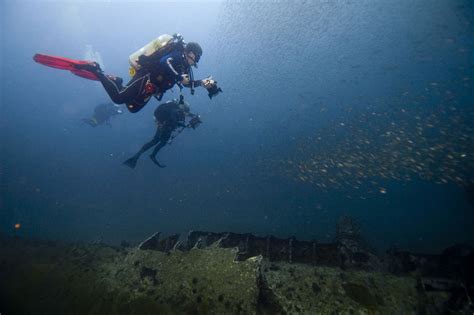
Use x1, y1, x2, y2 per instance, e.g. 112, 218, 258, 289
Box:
137, 217, 473, 311
138, 216, 379, 270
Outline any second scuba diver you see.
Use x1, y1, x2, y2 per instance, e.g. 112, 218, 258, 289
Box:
123, 97, 202, 169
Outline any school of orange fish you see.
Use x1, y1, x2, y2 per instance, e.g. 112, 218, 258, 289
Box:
283, 81, 473, 195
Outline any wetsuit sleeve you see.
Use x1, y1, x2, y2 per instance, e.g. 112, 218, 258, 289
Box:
182, 80, 203, 88
138, 52, 178, 77
138, 54, 154, 69
187, 112, 198, 118
158, 52, 183, 82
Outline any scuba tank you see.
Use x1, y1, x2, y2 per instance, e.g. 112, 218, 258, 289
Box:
128, 34, 184, 75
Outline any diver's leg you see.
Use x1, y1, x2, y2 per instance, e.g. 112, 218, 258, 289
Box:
149, 129, 172, 168
123, 128, 161, 169
74, 62, 148, 106
106, 75, 123, 88
150, 142, 166, 158
100, 73, 152, 113
96, 72, 149, 105
149, 142, 167, 168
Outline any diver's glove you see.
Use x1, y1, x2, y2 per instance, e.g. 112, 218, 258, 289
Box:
201, 76, 222, 99
179, 74, 191, 85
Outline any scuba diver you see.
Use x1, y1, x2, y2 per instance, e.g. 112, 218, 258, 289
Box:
34, 34, 222, 113
123, 96, 202, 169
82, 102, 123, 127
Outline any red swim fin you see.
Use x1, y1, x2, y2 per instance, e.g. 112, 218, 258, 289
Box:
33, 53, 100, 81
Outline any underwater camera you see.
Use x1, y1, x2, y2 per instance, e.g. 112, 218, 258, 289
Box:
207, 84, 222, 99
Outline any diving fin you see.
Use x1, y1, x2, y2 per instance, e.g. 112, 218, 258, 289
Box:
33, 53, 100, 81
123, 157, 139, 169
150, 155, 166, 168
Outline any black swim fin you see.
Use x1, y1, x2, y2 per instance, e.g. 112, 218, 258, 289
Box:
123, 157, 138, 169
150, 155, 166, 168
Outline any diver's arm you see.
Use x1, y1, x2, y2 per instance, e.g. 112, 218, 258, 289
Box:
166, 58, 180, 77
181, 76, 215, 89
137, 54, 155, 69
138, 47, 172, 70
185, 112, 198, 118
142, 51, 181, 78
183, 76, 222, 99
181, 77, 201, 88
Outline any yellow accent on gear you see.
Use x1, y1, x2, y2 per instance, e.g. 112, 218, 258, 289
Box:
129, 67, 136, 77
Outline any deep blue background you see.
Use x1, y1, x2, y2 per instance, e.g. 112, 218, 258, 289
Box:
1, 0, 473, 253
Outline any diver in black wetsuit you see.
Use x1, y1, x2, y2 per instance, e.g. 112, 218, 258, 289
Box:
82, 102, 123, 127
123, 98, 201, 169
74, 35, 221, 113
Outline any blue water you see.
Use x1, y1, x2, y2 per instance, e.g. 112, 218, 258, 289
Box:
1, 0, 473, 253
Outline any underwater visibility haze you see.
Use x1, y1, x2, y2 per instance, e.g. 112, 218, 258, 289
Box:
1, 0, 474, 255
